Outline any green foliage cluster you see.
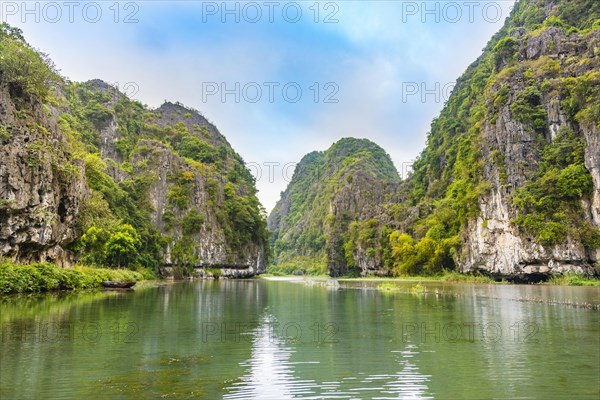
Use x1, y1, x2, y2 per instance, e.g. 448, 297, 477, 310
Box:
347, 219, 379, 259
510, 86, 547, 131
83, 100, 113, 128
175, 134, 219, 164
0, 263, 144, 295
78, 153, 163, 270
388, 232, 459, 276
547, 273, 600, 286
0, 23, 60, 101
508, 0, 600, 33
171, 238, 200, 279
222, 182, 269, 249
0, 124, 11, 141
559, 72, 600, 128
58, 107, 99, 154
441, 271, 495, 284
493, 37, 519, 68
513, 128, 597, 246
551, 0, 600, 31
167, 170, 195, 210
182, 209, 204, 235
77, 224, 142, 268
326, 138, 400, 182
205, 268, 222, 278
266, 257, 327, 276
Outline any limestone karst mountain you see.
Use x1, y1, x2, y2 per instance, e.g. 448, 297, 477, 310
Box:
0, 25, 268, 276
269, 0, 600, 280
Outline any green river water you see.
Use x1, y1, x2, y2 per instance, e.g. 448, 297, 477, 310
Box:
0, 279, 598, 399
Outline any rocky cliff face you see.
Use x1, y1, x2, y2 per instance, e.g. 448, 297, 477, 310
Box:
0, 28, 268, 276
129, 139, 266, 276
65, 82, 269, 277
269, 0, 599, 280
460, 26, 600, 279
0, 80, 88, 266
268, 138, 400, 276
399, 0, 600, 280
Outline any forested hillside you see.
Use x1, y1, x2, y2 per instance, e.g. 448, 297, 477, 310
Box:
269, 0, 600, 280
268, 138, 400, 276
0, 24, 268, 277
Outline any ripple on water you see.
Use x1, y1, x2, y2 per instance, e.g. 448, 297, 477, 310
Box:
224, 320, 434, 400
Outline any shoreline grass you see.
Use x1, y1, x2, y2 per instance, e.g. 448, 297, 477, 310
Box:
3, 263, 597, 295
265, 270, 600, 286
0, 262, 151, 295
340, 271, 497, 284
546, 274, 600, 287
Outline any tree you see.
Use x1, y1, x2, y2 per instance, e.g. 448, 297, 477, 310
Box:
171, 238, 200, 278
0, 23, 25, 41
78, 226, 111, 266
104, 224, 141, 268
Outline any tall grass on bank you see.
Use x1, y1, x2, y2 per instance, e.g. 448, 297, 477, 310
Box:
339, 270, 496, 283
440, 271, 496, 283
0, 262, 146, 294
547, 274, 600, 286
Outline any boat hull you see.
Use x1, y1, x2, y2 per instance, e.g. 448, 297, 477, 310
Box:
101, 281, 136, 288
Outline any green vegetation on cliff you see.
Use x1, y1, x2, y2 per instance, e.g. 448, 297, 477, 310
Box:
513, 127, 597, 246
268, 0, 600, 278
0, 24, 59, 101
375, 0, 599, 276
268, 138, 400, 276
0, 23, 268, 277
59, 81, 269, 274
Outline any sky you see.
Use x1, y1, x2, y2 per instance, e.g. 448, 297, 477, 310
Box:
2, 0, 517, 211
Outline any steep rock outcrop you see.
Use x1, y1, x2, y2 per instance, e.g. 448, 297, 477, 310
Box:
74, 81, 269, 276
460, 27, 600, 279
68, 82, 270, 276
0, 80, 88, 265
0, 29, 268, 276
268, 138, 400, 276
129, 140, 266, 275
269, 0, 600, 280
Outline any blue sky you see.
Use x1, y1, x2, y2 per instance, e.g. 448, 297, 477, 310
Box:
3, 0, 517, 211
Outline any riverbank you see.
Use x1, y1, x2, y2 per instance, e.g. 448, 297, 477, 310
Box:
261, 271, 600, 286
2, 264, 598, 295
0, 262, 151, 295
262, 271, 495, 284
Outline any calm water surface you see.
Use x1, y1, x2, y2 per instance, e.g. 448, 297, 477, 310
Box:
1, 279, 599, 399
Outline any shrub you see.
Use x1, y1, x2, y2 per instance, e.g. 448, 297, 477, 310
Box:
493, 37, 519, 68
175, 136, 217, 164
0, 34, 60, 100
512, 128, 593, 246
0, 263, 144, 294
83, 100, 113, 128
182, 209, 204, 235
103, 224, 142, 268
510, 86, 547, 131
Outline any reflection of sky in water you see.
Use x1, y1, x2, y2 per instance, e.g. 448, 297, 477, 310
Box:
223, 314, 302, 399
224, 316, 433, 399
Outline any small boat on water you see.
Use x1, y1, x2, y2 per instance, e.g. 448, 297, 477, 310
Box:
101, 281, 136, 288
